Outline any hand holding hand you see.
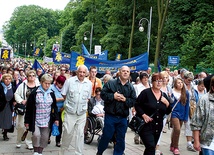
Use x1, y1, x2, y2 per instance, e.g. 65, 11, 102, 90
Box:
114, 92, 126, 102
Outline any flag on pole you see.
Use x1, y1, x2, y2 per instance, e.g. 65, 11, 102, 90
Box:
1, 49, 11, 60
158, 59, 161, 72
32, 59, 45, 73
33, 47, 42, 57
82, 44, 90, 55
115, 53, 122, 61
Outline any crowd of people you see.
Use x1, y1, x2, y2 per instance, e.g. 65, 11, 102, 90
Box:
0, 57, 213, 155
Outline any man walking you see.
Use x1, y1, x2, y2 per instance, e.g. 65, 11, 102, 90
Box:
59, 65, 92, 155
96, 66, 136, 155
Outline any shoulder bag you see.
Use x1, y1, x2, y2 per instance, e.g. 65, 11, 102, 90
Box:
189, 88, 196, 119
128, 112, 156, 134
166, 98, 180, 128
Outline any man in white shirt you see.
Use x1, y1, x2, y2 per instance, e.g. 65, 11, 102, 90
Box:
59, 65, 92, 155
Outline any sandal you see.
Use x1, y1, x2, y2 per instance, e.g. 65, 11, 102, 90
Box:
170, 146, 174, 152
173, 148, 180, 155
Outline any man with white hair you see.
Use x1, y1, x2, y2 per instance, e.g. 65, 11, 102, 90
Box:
59, 65, 92, 155
193, 71, 207, 85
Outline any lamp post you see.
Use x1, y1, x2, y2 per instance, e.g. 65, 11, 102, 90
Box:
83, 31, 92, 54
83, 24, 93, 54
139, 7, 152, 58
23, 41, 27, 59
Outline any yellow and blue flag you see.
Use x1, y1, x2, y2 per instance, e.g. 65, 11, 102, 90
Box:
1, 49, 11, 60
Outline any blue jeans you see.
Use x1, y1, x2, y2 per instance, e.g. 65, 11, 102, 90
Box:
201, 148, 214, 155
97, 114, 128, 155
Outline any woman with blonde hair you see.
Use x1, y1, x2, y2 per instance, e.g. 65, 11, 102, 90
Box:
170, 77, 189, 155
155, 71, 172, 155
14, 70, 40, 149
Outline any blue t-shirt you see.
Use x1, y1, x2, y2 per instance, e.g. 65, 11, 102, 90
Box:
50, 84, 64, 112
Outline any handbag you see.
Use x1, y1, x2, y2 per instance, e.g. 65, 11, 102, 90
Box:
52, 123, 60, 136
8, 120, 15, 133
21, 130, 28, 141
128, 112, 156, 134
8, 125, 14, 133
128, 115, 145, 133
166, 99, 180, 124
189, 99, 196, 119
14, 103, 26, 115
189, 88, 197, 119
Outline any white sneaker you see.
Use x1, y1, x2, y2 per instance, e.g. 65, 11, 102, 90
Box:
16, 144, 21, 148
33, 153, 39, 155
187, 144, 196, 152
27, 144, 34, 150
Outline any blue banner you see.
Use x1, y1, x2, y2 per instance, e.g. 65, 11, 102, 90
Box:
1, 49, 11, 60
82, 44, 108, 60
70, 51, 148, 73
52, 51, 70, 64
98, 50, 108, 60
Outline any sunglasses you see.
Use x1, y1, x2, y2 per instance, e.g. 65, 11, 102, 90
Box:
28, 75, 35, 77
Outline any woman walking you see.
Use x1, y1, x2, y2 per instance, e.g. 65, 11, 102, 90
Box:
191, 76, 214, 155
170, 77, 190, 155
135, 73, 171, 155
0, 74, 16, 140
14, 70, 40, 149
24, 74, 59, 155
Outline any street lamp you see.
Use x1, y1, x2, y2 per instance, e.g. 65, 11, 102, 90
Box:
83, 31, 92, 54
139, 7, 152, 58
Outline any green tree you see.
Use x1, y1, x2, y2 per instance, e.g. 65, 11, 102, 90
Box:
162, 0, 214, 68
74, 0, 109, 54
59, 1, 85, 53
3, 5, 61, 56
180, 21, 214, 70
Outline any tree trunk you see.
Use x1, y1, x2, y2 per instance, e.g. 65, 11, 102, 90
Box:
128, 0, 136, 58
154, 0, 169, 72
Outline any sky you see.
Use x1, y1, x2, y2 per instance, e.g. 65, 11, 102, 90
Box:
0, 0, 70, 30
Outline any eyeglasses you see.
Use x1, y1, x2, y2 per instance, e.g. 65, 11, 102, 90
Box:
187, 79, 193, 82
61, 69, 66, 71
154, 80, 163, 83
28, 75, 35, 77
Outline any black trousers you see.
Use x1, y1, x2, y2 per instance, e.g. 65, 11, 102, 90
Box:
139, 124, 161, 155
